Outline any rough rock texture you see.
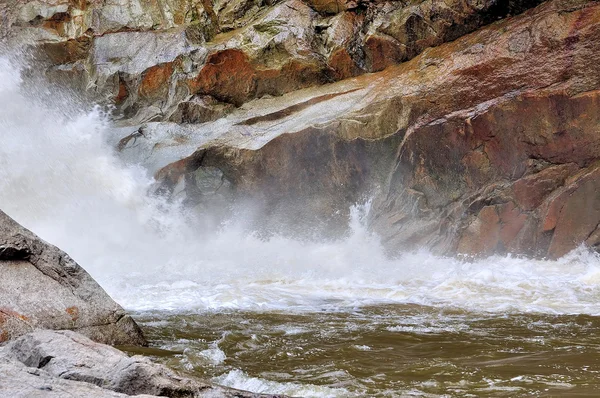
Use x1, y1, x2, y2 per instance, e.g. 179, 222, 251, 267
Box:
0, 210, 146, 345
5, 0, 600, 258
130, 0, 600, 258
4, 0, 544, 124
0, 330, 283, 398
0, 358, 156, 398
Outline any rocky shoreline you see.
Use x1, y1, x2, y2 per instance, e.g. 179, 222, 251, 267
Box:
0, 210, 281, 397
0, 330, 283, 397
0, 210, 145, 346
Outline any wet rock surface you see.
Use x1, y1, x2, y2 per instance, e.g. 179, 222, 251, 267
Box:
0, 210, 146, 346
4, 0, 544, 123
0, 330, 284, 398
4, 0, 600, 258
133, 0, 600, 257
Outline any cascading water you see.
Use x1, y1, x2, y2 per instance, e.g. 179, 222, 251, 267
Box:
3, 54, 600, 397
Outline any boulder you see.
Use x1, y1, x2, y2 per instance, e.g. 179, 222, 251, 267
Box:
0, 357, 155, 398
0, 210, 146, 346
0, 330, 283, 397
126, 0, 600, 257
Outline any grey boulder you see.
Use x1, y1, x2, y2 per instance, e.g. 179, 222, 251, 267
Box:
0, 357, 155, 398
0, 209, 146, 346
0, 330, 284, 398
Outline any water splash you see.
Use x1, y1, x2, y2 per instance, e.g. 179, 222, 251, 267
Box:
213, 370, 353, 397
1, 54, 600, 316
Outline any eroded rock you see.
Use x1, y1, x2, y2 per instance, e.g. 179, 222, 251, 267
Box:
140, 0, 600, 258
5, 0, 546, 123
0, 330, 283, 398
6, 0, 600, 259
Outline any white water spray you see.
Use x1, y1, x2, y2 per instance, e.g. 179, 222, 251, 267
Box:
2, 55, 600, 315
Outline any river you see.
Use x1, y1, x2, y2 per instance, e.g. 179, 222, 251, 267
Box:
2, 53, 600, 397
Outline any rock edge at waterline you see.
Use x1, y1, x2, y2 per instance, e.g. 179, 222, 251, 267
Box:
0, 330, 285, 398
0, 209, 146, 346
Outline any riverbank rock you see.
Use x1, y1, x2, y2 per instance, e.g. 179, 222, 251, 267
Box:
123, 0, 600, 258
0, 358, 155, 398
0, 330, 283, 398
0, 210, 146, 346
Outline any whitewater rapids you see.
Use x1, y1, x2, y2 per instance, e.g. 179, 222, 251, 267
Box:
1, 54, 600, 317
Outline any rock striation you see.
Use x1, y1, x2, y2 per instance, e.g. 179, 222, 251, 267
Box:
131, 0, 600, 258
0, 210, 146, 346
0, 330, 283, 398
4, 0, 544, 123
5, 0, 600, 258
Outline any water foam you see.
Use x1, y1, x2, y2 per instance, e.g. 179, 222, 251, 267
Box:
213, 370, 354, 397
2, 54, 600, 317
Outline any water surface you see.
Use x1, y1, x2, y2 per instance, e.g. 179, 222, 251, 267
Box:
3, 53, 600, 398
132, 306, 600, 397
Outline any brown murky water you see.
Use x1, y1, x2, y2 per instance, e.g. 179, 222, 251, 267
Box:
3, 47, 600, 397
130, 305, 600, 397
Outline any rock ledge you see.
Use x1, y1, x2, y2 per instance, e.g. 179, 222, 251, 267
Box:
0, 330, 283, 398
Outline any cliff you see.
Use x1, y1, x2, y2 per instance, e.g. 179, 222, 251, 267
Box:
5, 0, 600, 258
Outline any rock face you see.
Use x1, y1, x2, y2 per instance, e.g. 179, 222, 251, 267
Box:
370, 0, 600, 258
6, 0, 600, 258
133, 0, 600, 258
4, 0, 543, 124
0, 210, 146, 346
0, 330, 282, 398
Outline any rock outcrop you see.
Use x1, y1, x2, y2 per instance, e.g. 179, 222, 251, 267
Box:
130, 0, 600, 257
0, 358, 155, 398
5, 0, 600, 258
0, 330, 282, 398
4, 0, 544, 124
0, 210, 146, 346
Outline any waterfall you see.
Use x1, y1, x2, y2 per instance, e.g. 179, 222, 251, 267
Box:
2, 54, 600, 316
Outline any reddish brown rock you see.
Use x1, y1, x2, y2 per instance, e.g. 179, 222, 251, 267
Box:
498, 202, 528, 249
115, 76, 129, 104
511, 164, 577, 212
364, 35, 405, 72
139, 62, 175, 101
143, 0, 600, 258
9, 0, 600, 259
457, 205, 502, 256
373, 0, 600, 257
188, 49, 256, 106
547, 167, 600, 258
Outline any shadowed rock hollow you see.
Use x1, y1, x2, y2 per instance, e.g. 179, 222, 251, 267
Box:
5, 0, 600, 258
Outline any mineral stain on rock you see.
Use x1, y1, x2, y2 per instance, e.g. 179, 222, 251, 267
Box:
6, 0, 600, 258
